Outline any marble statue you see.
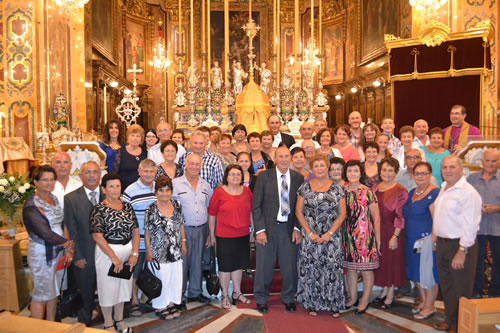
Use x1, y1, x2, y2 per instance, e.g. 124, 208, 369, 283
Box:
210, 61, 223, 90
233, 61, 248, 96
187, 61, 200, 88
256, 62, 272, 94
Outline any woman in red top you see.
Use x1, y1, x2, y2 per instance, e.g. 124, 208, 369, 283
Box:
208, 164, 253, 310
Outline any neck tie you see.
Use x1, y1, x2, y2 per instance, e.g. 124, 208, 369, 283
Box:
280, 174, 290, 216
90, 191, 97, 206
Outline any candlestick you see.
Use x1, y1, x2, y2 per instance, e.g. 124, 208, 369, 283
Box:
207, 0, 211, 86
319, 0, 322, 56
178, 0, 181, 54
273, 0, 276, 58
190, 0, 194, 66
294, 0, 298, 88
224, 0, 229, 86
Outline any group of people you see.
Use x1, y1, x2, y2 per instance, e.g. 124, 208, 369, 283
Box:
21, 104, 499, 333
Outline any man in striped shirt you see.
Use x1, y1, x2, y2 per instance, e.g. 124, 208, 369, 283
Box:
123, 159, 157, 316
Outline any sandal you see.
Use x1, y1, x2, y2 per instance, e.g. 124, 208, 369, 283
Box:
411, 307, 423, 314
414, 309, 436, 320
221, 295, 232, 310
332, 311, 340, 318
103, 324, 115, 331
114, 319, 133, 333
128, 304, 142, 317
308, 310, 318, 317
232, 292, 251, 305
160, 307, 180, 320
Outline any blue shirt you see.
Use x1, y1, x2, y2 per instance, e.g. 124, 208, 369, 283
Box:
467, 170, 500, 236
172, 175, 213, 227
123, 179, 157, 250
177, 151, 224, 190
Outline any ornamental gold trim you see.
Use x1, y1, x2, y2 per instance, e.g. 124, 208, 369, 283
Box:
390, 67, 492, 82
419, 20, 450, 47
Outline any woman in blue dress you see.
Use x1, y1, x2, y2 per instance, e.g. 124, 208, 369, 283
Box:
402, 161, 439, 320
100, 120, 125, 172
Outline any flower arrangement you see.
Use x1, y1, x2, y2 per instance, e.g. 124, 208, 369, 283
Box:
0, 173, 35, 225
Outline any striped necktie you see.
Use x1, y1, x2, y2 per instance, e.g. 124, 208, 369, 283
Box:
280, 174, 290, 216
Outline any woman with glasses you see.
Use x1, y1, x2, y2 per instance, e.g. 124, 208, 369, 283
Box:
329, 157, 346, 186
144, 129, 159, 151
207, 164, 253, 309
402, 162, 439, 320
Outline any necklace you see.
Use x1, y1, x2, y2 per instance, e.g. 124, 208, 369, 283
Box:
415, 184, 429, 196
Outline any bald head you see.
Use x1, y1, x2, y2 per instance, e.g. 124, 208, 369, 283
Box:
156, 121, 172, 142
51, 151, 72, 181
413, 119, 429, 141
348, 111, 362, 130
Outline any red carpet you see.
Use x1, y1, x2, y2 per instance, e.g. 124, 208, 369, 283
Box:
236, 295, 349, 333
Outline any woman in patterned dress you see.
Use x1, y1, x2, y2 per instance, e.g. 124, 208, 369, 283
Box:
296, 154, 347, 318
23, 165, 74, 321
144, 176, 187, 320
342, 160, 381, 314
156, 140, 182, 180
91, 173, 140, 332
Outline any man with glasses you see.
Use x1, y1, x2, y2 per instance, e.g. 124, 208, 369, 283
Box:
148, 121, 186, 164
396, 149, 438, 191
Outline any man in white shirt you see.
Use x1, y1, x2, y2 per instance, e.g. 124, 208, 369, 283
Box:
432, 155, 482, 332
413, 119, 430, 148
51, 151, 82, 209
268, 114, 295, 148
148, 121, 186, 164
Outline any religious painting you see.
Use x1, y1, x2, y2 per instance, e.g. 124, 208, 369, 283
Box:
361, 0, 399, 64
92, 0, 116, 64
301, 8, 319, 54
210, 10, 260, 73
125, 14, 149, 83
323, 19, 344, 84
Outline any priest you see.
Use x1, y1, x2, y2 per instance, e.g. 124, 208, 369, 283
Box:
443, 105, 481, 154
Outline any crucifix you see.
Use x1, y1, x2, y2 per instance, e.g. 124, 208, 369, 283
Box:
127, 64, 143, 95
242, 0, 260, 81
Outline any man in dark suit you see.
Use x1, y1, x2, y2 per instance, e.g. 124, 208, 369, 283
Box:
252, 146, 305, 314
65, 161, 103, 326
268, 114, 295, 148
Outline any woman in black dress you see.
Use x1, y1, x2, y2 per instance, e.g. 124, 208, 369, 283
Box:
91, 173, 140, 332
113, 124, 147, 191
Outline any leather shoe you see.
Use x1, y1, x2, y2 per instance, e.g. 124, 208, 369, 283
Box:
432, 322, 450, 331
283, 302, 296, 313
187, 294, 211, 304
256, 303, 268, 314
175, 302, 187, 312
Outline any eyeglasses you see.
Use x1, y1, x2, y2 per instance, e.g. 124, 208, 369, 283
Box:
158, 129, 170, 133
414, 172, 429, 177
228, 172, 242, 177
146, 135, 157, 139
406, 155, 420, 160
329, 167, 342, 172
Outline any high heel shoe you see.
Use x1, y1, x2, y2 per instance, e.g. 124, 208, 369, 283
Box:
380, 301, 393, 309
374, 295, 386, 303
355, 305, 369, 314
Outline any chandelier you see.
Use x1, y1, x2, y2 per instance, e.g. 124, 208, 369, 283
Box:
149, 38, 171, 72
409, 0, 447, 11
55, 0, 89, 13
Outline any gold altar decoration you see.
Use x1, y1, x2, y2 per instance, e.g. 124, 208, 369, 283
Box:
235, 78, 270, 134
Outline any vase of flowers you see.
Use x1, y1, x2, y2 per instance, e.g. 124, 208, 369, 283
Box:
0, 173, 35, 238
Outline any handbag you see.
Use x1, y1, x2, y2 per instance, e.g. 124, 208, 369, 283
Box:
56, 258, 83, 320
203, 247, 220, 296
108, 262, 134, 280
137, 259, 162, 300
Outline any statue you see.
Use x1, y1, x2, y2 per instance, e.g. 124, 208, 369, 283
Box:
281, 60, 294, 90
52, 93, 70, 129
210, 61, 223, 90
256, 62, 272, 94
233, 60, 248, 96
187, 61, 200, 88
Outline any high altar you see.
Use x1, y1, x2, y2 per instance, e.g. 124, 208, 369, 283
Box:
0, 0, 497, 157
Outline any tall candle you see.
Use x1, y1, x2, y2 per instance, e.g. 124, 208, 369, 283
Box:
178, 0, 181, 54
224, 0, 229, 85
207, 0, 211, 85
273, 0, 276, 58
103, 84, 107, 124
277, 0, 280, 84
190, 0, 193, 66
202, 0, 205, 55
319, 0, 322, 56
294, 0, 298, 87
311, 0, 314, 57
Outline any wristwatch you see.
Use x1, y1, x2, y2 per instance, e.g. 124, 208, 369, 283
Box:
131, 252, 139, 257
459, 246, 468, 254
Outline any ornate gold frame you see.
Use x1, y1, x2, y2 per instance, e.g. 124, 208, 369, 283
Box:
209, 2, 270, 68
91, 0, 119, 65
124, 12, 152, 85
322, 15, 344, 85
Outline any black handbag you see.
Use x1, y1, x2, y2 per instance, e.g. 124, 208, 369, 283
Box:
108, 262, 134, 280
56, 259, 83, 320
137, 259, 162, 300
203, 247, 220, 296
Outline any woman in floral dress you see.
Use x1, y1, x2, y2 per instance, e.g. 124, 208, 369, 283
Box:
342, 160, 381, 314
296, 155, 347, 318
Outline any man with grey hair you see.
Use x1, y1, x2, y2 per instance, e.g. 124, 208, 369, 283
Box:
413, 119, 430, 148
433, 155, 482, 332
51, 151, 82, 209
289, 122, 320, 150
65, 161, 102, 325
467, 149, 500, 298
396, 148, 438, 191
148, 121, 186, 164
173, 154, 213, 304
312, 118, 327, 142
177, 130, 224, 190
122, 158, 158, 315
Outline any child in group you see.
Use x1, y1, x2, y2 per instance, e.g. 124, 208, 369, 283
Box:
380, 117, 402, 155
